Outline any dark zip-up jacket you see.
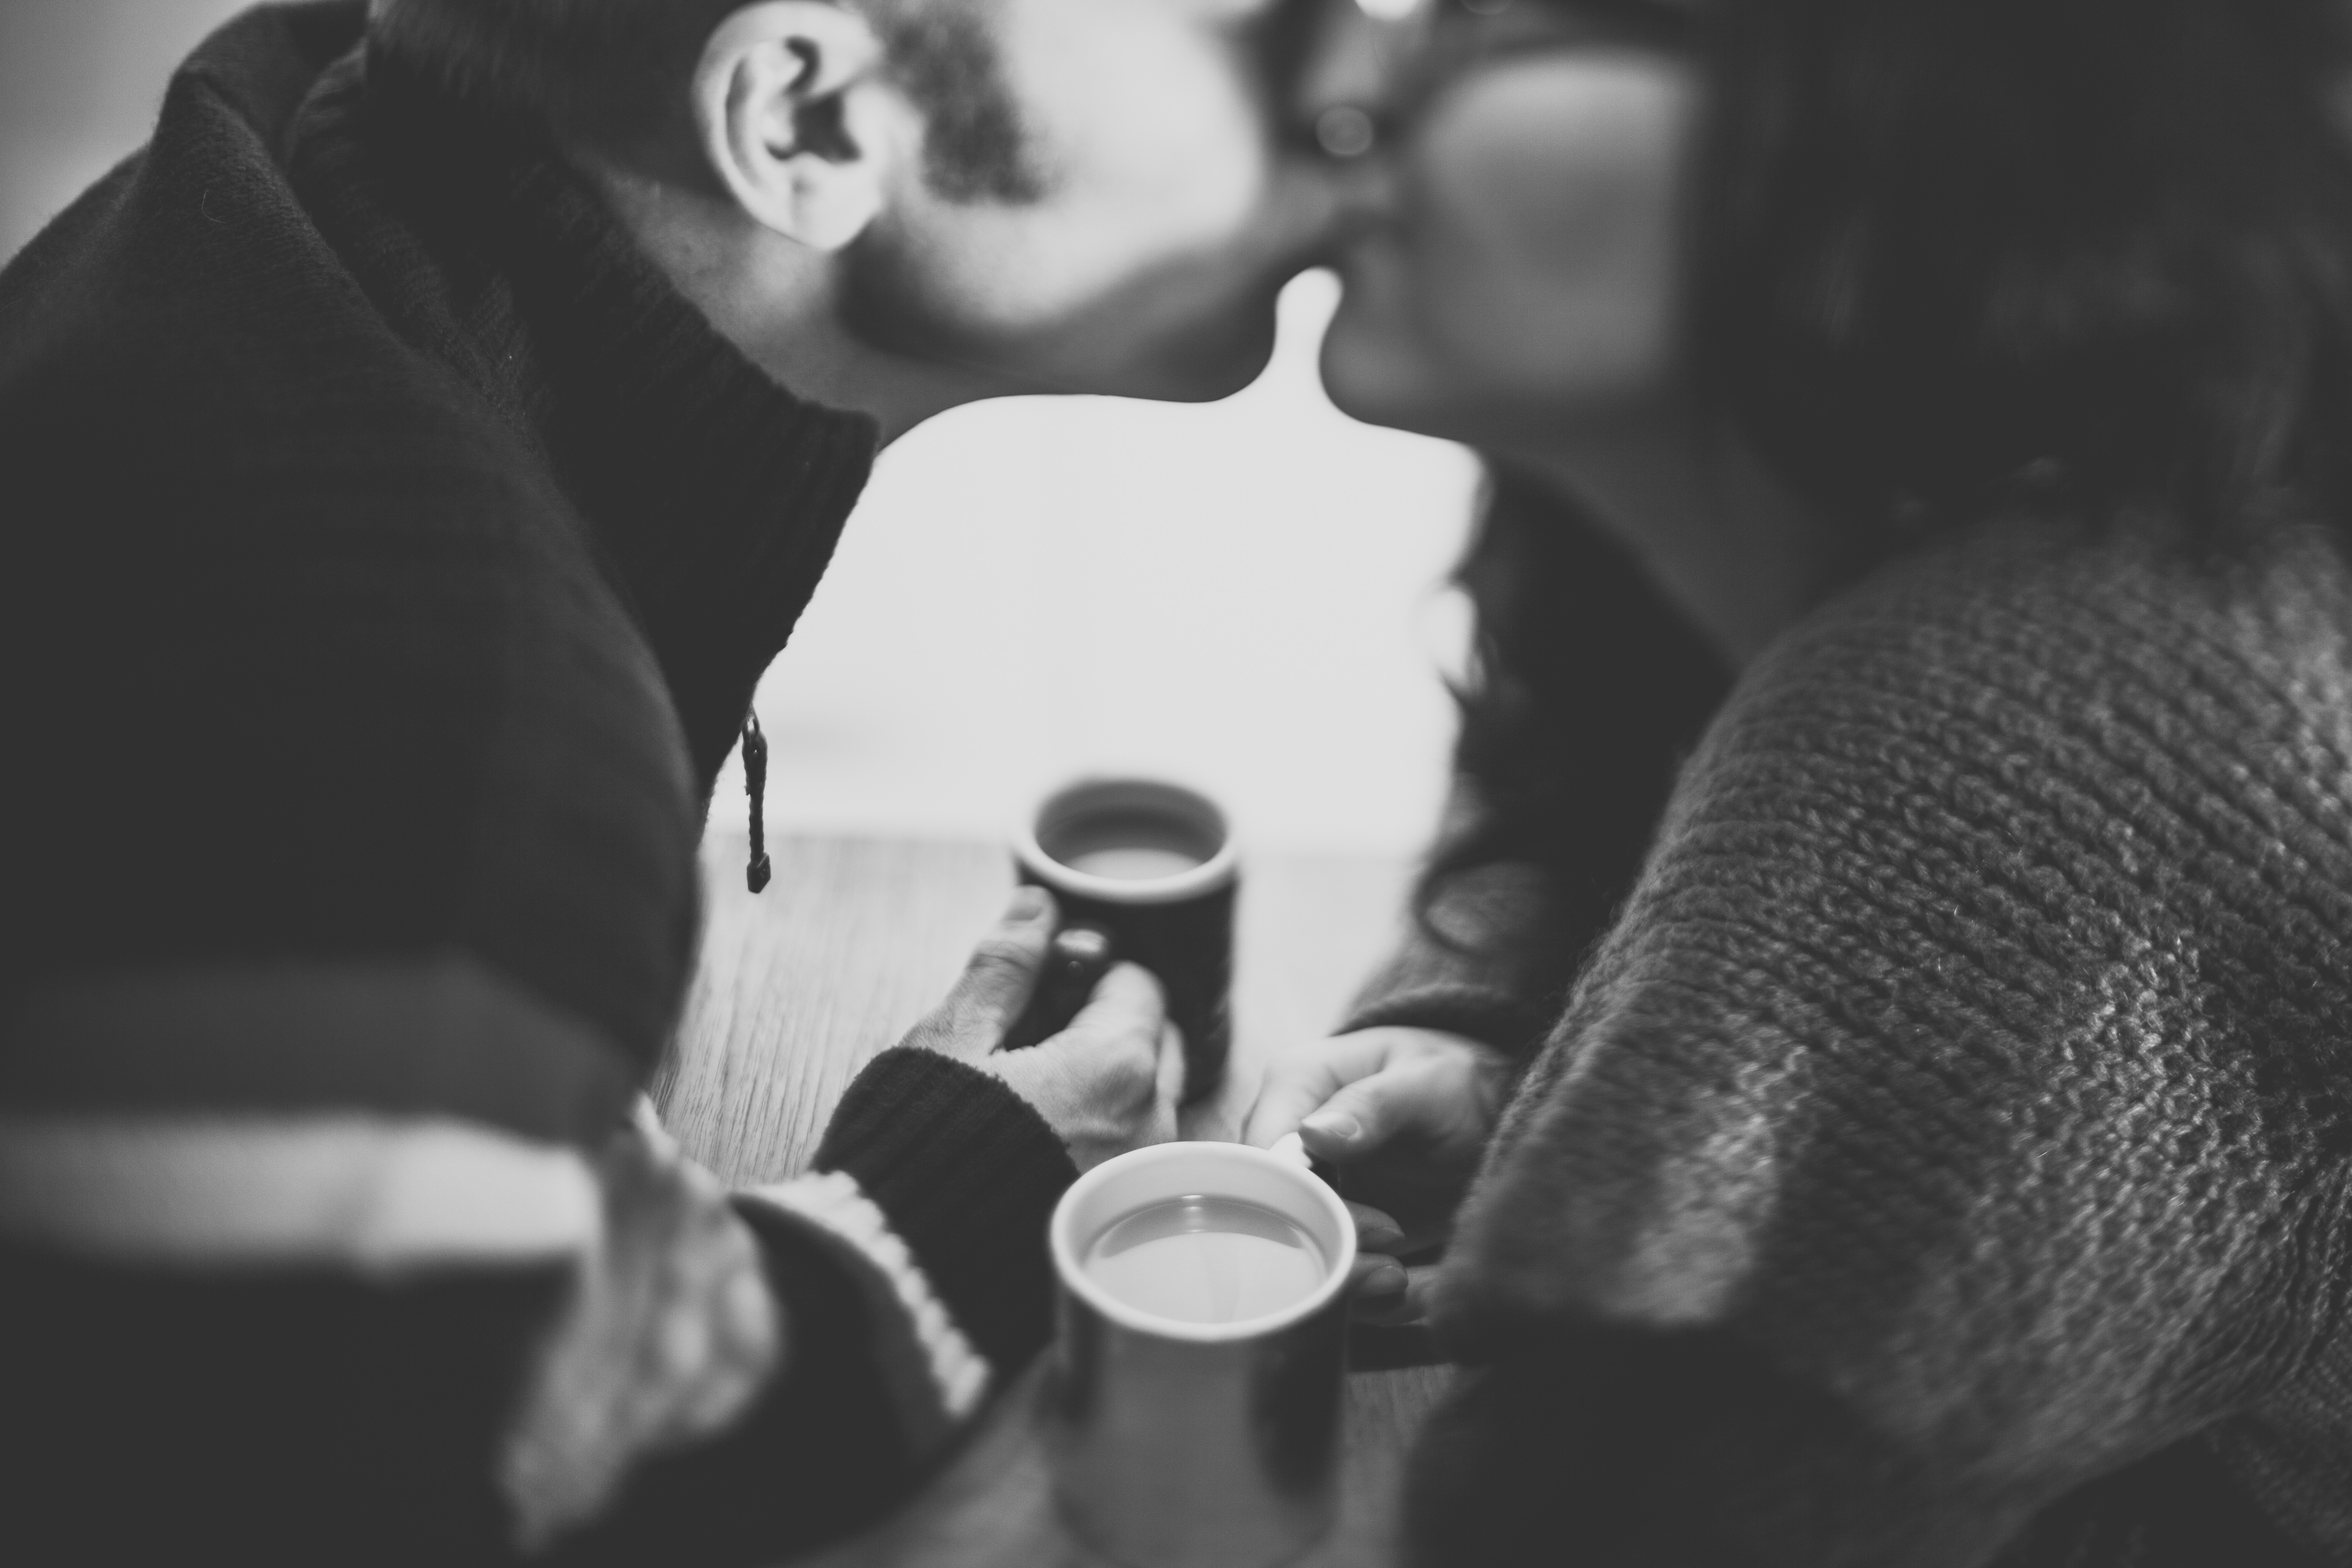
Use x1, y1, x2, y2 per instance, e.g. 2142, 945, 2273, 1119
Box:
0, 8, 1073, 1562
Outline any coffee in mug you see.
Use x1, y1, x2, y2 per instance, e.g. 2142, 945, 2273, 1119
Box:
1083, 1193, 1329, 1326
1009, 778, 1237, 1102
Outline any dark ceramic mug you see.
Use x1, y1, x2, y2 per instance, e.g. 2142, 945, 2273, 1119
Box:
1008, 777, 1238, 1104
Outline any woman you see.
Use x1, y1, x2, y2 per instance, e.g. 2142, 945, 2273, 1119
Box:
1249, 0, 2352, 1561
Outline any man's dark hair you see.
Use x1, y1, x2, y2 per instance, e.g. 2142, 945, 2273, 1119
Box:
367, 0, 1043, 202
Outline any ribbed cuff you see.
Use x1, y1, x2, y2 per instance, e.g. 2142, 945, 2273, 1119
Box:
812, 1048, 1077, 1374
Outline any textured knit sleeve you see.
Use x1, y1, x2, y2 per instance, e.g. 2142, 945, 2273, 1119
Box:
1406, 517, 2352, 1568
1346, 484, 1730, 1059
0, 13, 1035, 1563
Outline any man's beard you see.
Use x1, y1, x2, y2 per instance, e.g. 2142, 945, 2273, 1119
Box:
881, 3, 1048, 204
837, 215, 1287, 402
836, 214, 1020, 376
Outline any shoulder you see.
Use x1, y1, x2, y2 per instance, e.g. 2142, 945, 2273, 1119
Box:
1512, 508, 2352, 1176
0, 203, 694, 1091
1458, 511, 2352, 1304
1682, 512, 2352, 829
1422, 509, 2352, 1568
1770, 511, 2352, 712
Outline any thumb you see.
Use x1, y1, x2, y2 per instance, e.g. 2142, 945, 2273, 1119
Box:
903, 886, 1057, 1061
1295, 1067, 1416, 1164
1057, 960, 1168, 1048
1241, 1033, 1395, 1149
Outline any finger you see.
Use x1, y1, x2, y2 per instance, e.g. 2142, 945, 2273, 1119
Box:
909, 886, 1057, 1060
1346, 1201, 1405, 1256
1293, 1060, 1442, 1163
1154, 1017, 1186, 1115
1401, 1263, 1442, 1322
1240, 1033, 1399, 1149
1350, 1253, 1410, 1318
1354, 1289, 1424, 1327
665, 1228, 779, 1442
1351, 1261, 1441, 1327
1061, 961, 1167, 1049
1022, 966, 1168, 1137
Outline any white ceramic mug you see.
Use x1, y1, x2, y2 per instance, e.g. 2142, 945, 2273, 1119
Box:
1045, 1141, 1357, 1568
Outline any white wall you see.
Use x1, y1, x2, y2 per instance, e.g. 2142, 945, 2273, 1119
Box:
0, 0, 256, 261
719, 272, 1477, 856
5, 0, 1480, 858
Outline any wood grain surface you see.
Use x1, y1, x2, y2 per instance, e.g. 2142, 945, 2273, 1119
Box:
659, 830, 1453, 1567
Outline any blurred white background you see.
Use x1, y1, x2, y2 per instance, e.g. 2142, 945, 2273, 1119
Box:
1, 0, 1479, 857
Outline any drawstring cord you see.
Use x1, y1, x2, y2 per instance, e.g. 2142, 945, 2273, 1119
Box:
742, 710, 771, 894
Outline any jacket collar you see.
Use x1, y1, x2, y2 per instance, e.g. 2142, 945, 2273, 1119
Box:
276, 15, 876, 796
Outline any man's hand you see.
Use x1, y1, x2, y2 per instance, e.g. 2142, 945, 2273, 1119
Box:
903, 887, 1184, 1171
1244, 1026, 1513, 1323
501, 1104, 780, 1551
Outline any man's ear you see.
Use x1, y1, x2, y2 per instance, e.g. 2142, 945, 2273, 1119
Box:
693, 1, 898, 253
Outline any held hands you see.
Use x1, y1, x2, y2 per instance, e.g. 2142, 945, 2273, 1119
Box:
1244, 1027, 1514, 1324
903, 893, 1507, 1318
902, 886, 1184, 1171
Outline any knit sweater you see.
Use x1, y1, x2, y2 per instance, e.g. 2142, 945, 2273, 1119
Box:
1354, 508, 2352, 1566
0, 6, 1074, 1563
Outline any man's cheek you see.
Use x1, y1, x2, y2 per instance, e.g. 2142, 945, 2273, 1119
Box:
1018, 23, 1271, 248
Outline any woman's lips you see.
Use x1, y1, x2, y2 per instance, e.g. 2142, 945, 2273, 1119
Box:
1332, 215, 1406, 279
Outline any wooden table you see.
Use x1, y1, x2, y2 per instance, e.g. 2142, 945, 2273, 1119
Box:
655, 830, 1455, 1567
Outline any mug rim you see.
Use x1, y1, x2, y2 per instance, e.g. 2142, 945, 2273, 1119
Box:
1050, 1141, 1357, 1344
1015, 776, 1240, 908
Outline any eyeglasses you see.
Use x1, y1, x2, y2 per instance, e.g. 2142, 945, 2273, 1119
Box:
1423, 0, 1700, 74
1308, 0, 1702, 160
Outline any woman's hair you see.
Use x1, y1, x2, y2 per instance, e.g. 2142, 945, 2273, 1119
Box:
1695, 0, 2352, 539
1427, 466, 1733, 937
1429, 0, 2352, 917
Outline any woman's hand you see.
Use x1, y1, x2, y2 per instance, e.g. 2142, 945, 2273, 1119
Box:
902, 887, 1185, 1171
1244, 1027, 1514, 1322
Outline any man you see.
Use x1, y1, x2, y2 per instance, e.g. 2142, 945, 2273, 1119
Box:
0, 0, 1337, 1560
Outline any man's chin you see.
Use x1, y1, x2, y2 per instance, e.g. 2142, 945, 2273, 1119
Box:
841, 227, 1294, 402
914, 304, 1282, 403
943, 277, 1287, 403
